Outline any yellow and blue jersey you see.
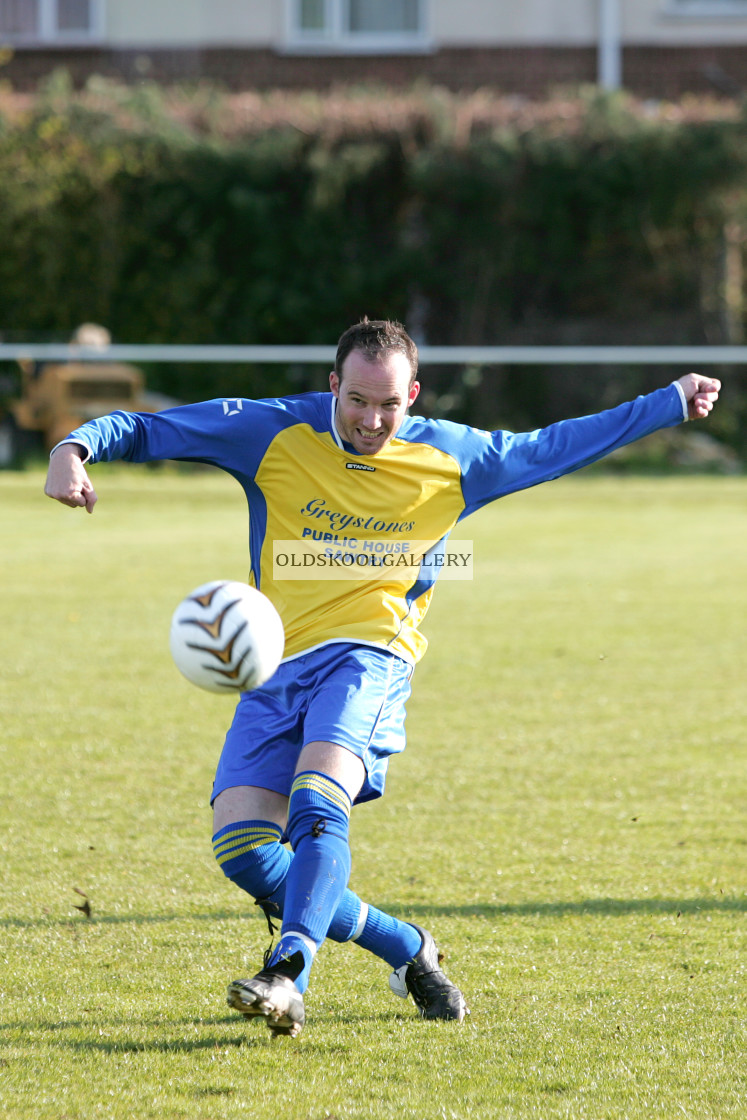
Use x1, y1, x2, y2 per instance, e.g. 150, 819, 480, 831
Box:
66, 384, 686, 665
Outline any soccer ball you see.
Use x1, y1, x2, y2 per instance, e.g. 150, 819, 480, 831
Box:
169, 580, 285, 693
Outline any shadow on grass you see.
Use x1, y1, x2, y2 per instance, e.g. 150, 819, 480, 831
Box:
1, 1011, 405, 1054
0, 1015, 268, 1054
64, 1033, 258, 1055
388, 897, 747, 919
20, 1033, 255, 1055
65, 1012, 405, 1053
0, 908, 249, 928
2, 895, 744, 930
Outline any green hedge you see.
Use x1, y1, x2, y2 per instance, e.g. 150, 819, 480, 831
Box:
0, 76, 745, 446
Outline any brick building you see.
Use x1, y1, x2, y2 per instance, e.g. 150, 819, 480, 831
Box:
1, 1, 746, 97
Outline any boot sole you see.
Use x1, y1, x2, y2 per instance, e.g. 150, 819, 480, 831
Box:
227, 980, 304, 1038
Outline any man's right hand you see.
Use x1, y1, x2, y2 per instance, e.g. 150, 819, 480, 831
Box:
44, 444, 97, 513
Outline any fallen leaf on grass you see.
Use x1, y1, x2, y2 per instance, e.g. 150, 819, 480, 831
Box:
72, 887, 92, 918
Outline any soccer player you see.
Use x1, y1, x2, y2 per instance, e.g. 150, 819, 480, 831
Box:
44, 319, 720, 1037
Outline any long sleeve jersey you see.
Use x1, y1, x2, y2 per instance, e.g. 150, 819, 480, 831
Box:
63, 384, 687, 665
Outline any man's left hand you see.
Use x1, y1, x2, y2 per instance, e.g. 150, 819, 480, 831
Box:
677, 373, 721, 420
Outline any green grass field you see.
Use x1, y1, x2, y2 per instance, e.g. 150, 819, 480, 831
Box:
1, 465, 745, 1120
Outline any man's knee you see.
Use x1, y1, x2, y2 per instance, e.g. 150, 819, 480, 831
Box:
212, 820, 290, 901
295, 741, 365, 804
286, 772, 352, 849
212, 784, 287, 834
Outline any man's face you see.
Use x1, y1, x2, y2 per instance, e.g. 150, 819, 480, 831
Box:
330, 349, 420, 456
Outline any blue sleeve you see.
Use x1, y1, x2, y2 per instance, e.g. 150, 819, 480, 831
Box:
459, 384, 685, 517
63, 397, 303, 478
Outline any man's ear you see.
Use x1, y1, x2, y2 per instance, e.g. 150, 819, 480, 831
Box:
329, 371, 340, 397
408, 380, 421, 407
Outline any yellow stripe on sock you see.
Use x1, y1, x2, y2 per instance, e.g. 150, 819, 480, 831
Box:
214, 838, 279, 866
290, 773, 351, 817
212, 827, 280, 849
213, 826, 282, 859
213, 824, 282, 843
213, 833, 278, 856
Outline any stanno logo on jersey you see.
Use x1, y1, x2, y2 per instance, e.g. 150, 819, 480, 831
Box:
346, 462, 375, 472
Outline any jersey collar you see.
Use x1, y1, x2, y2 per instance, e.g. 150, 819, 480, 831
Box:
329, 396, 344, 450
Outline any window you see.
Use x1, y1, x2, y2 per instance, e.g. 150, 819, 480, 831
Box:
289, 0, 430, 52
0, 0, 102, 42
299, 0, 327, 32
0, 0, 36, 35
347, 0, 419, 33
58, 0, 91, 32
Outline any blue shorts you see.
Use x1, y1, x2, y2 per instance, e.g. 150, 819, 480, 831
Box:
211, 642, 413, 806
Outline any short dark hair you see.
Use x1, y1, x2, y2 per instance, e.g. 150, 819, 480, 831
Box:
334, 318, 419, 386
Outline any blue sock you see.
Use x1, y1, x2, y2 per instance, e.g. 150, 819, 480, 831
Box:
326, 889, 364, 943
353, 907, 422, 969
212, 816, 420, 975
277, 771, 353, 992
212, 820, 290, 929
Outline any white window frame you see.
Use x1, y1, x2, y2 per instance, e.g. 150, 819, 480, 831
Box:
285, 0, 432, 54
663, 0, 747, 17
0, 0, 105, 45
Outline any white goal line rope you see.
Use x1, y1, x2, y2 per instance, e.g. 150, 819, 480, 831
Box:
0, 344, 745, 365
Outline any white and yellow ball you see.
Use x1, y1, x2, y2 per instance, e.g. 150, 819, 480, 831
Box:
169, 580, 284, 693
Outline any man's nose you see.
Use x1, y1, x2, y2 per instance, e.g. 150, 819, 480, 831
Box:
362, 407, 382, 430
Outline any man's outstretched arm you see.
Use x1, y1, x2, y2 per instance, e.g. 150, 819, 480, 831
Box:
458, 371, 724, 515
44, 443, 97, 513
